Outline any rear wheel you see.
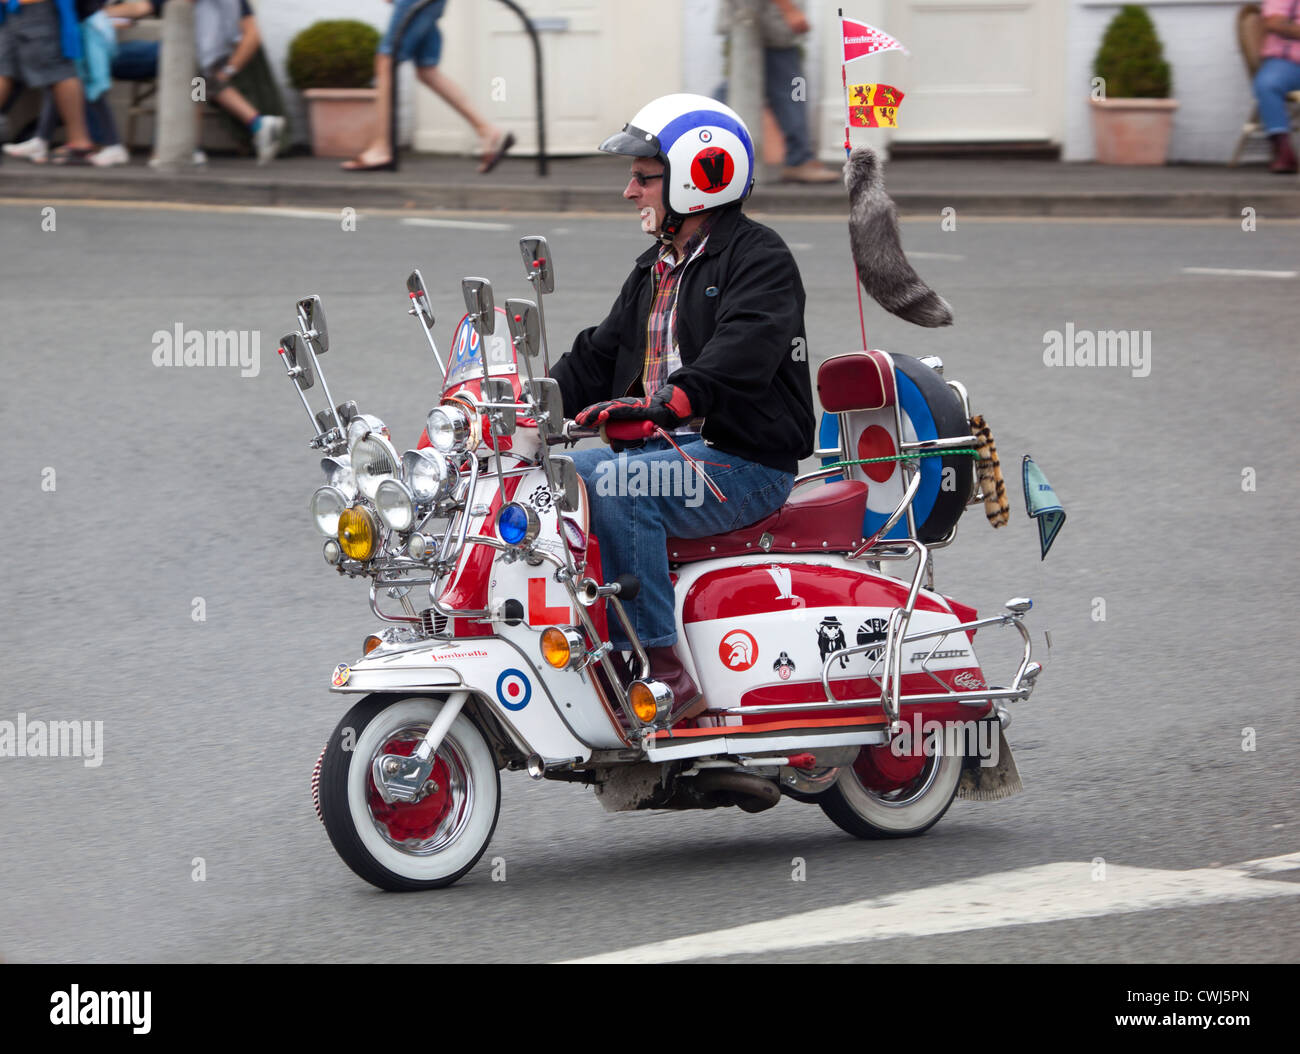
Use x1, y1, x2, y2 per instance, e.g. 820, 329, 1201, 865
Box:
819, 736, 962, 839
317, 695, 500, 891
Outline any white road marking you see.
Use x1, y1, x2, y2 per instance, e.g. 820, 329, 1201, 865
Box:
1182, 266, 1297, 279
239, 207, 348, 221
563, 851, 1300, 964
908, 251, 965, 261
401, 217, 514, 231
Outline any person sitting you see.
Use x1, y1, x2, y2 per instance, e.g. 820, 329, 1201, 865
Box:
1255, 0, 1300, 173
551, 93, 815, 720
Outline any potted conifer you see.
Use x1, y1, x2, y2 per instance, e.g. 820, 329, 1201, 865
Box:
288, 20, 381, 158
1089, 5, 1178, 165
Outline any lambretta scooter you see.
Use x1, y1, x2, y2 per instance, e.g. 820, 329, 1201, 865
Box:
279, 237, 1043, 892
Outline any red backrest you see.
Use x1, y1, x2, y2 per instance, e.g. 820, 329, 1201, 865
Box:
817, 351, 896, 413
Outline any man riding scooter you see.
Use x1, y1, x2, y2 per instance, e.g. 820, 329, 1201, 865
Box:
551, 94, 816, 721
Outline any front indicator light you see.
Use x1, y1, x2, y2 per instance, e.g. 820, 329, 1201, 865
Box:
338, 505, 380, 561
540, 627, 584, 670
363, 635, 383, 655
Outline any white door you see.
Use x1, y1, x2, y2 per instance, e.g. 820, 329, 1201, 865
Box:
883, 0, 1065, 142
415, 0, 684, 156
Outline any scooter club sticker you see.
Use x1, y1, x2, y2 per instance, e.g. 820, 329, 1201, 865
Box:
719, 629, 758, 671
331, 663, 350, 687
691, 147, 734, 194
496, 668, 532, 711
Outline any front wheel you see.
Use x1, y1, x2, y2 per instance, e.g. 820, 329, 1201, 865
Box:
317, 695, 500, 891
819, 737, 962, 839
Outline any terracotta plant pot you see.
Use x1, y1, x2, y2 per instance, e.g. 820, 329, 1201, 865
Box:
1089, 97, 1179, 165
302, 88, 378, 159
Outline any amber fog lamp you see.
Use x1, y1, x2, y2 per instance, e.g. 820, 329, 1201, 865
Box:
540, 627, 584, 670
629, 681, 659, 724
338, 506, 379, 561
363, 635, 383, 656
629, 680, 673, 725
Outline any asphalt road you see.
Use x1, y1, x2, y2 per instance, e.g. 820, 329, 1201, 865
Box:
0, 201, 1297, 964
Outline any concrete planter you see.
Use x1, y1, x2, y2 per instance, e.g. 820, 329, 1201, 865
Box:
1089, 97, 1179, 165
302, 88, 377, 158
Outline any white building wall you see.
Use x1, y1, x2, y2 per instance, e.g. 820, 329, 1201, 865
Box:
252, 0, 417, 147
1064, 0, 1261, 163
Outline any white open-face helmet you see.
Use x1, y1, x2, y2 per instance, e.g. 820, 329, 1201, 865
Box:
599, 93, 755, 240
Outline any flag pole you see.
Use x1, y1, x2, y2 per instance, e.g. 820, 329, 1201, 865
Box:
840, 8, 868, 350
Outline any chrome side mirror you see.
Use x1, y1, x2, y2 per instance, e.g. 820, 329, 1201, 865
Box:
461, 277, 495, 335
296, 295, 329, 353
483, 378, 517, 436
280, 333, 313, 390
520, 236, 555, 294
504, 298, 541, 358
523, 377, 563, 435
551, 455, 580, 513
406, 270, 435, 327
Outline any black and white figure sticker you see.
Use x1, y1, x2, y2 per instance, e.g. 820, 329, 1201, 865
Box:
817, 616, 849, 670
772, 651, 797, 680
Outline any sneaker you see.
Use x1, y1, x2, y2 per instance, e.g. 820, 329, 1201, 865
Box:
90, 143, 129, 167
253, 115, 284, 165
148, 149, 207, 168
780, 159, 841, 184
4, 136, 49, 163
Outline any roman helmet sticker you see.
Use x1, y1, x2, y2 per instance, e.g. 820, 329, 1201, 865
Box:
719, 629, 758, 672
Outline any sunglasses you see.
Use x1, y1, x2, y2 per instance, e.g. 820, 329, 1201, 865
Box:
629, 172, 665, 188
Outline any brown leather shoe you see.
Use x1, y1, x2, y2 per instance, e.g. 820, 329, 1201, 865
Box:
646, 645, 706, 722
781, 160, 841, 184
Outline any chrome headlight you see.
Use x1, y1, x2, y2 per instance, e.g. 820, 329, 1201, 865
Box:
320, 455, 357, 500
402, 448, 457, 505
350, 431, 400, 501
375, 478, 416, 533
310, 485, 348, 538
425, 404, 477, 454
347, 414, 389, 448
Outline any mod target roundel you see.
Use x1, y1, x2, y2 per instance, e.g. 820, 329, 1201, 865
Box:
496, 668, 532, 711
691, 147, 735, 194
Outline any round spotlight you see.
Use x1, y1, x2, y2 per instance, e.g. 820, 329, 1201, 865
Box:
310, 485, 347, 538
338, 506, 380, 561
375, 478, 416, 533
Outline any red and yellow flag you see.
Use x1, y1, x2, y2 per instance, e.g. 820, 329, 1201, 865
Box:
848, 83, 905, 127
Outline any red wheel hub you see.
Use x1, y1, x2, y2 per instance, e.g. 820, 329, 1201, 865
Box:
853, 741, 927, 792
366, 736, 453, 842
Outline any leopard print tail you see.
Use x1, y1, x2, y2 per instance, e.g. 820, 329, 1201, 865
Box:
970, 413, 1009, 528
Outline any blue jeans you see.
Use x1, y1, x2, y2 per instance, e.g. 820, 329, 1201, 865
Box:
716, 46, 814, 167
568, 437, 794, 649
1254, 57, 1300, 135
112, 40, 159, 81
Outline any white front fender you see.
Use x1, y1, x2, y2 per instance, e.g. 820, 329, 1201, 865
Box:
329, 637, 593, 764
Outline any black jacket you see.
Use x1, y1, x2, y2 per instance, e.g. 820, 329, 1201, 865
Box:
551, 204, 815, 474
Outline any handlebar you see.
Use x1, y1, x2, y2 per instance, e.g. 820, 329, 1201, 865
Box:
549, 419, 656, 445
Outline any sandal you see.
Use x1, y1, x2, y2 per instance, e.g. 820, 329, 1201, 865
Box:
50, 145, 96, 166
341, 155, 395, 172
478, 131, 515, 174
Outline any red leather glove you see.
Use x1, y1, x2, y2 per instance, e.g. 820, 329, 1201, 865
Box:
575, 385, 693, 429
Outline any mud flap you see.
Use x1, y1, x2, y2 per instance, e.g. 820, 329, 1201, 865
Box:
957, 728, 1023, 801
